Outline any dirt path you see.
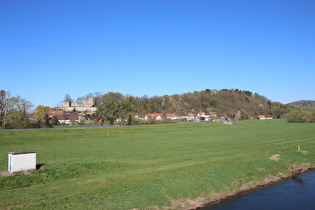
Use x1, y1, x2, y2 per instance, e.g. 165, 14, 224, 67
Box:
0, 171, 14, 177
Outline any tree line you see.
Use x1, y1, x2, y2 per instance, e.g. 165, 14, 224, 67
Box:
0, 90, 34, 129
0, 91, 59, 129
2, 89, 311, 129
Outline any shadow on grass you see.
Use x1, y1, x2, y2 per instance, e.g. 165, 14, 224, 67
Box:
36, 163, 45, 170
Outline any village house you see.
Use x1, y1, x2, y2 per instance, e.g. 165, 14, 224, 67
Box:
134, 115, 145, 120
154, 113, 163, 120
145, 114, 155, 120
196, 112, 216, 121
145, 113, 184, 121
145, 113, 164, 120
166, 113, 180, 120
48, 110, 64, 118
188, 113, 195, 121
180, 113, 189, 121
56, 111, 78, 124
197, 112, 206, 118
76, 113, 85, 121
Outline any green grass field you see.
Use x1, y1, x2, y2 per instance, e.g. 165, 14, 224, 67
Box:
1, 119, 315, 209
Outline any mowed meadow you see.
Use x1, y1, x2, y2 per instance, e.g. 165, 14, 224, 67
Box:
0, 119, 315, 209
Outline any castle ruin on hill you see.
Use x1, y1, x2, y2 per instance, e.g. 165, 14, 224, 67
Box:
62, 97, 96, 114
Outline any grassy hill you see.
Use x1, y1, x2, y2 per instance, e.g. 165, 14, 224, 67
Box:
1, 120, 315, 209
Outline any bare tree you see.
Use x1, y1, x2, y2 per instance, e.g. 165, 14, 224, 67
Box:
64, 94, 72, 102
94, 92, 103, 107
85, 93, 94, 100
5, 95, 34, 129
76, 97, 83, 104
56, 100, 63, 108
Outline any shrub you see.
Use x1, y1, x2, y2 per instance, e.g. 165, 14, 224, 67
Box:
310, 110, 315, 123
287, 110, 308, 123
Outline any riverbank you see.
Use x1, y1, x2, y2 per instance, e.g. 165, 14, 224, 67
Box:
151, 162, 315, 209
209, 168, 315, 209
193, 163, 315, 209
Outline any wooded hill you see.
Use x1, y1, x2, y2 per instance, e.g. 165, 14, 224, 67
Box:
95, 89, 291, 121
287, 100, 315, 108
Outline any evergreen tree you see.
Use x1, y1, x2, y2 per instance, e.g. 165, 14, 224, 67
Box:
127, 114, 132, 125
52, 115, 59, 125
44, 113, 50, 127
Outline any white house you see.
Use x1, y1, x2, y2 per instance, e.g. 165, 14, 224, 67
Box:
155, 115, 163, 121
188, 113, 195, 121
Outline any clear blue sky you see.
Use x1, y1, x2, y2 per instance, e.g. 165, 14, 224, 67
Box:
1, 0, 314, 108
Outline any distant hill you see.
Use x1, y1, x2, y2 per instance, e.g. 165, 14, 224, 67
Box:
287, 100, 315, 108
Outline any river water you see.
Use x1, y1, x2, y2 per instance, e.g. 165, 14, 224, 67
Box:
207, 170, 315, 209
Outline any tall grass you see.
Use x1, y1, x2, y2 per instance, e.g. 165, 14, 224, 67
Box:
0, 119, 314, 209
